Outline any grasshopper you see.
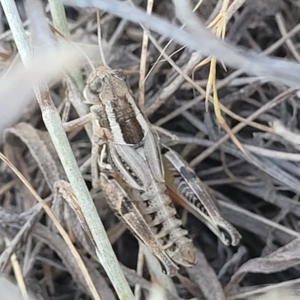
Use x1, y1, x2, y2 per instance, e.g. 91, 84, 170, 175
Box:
67, 65, 241, 275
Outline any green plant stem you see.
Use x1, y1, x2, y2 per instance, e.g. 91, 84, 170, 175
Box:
1, 0, 134, 299
48, 0, 92, 139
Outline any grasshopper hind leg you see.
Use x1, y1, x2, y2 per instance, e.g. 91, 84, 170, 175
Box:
99, 173, 179, 276
161, 145, 241, 247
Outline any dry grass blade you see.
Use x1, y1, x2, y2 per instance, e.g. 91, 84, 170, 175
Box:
1, 0, 134, 298
0, 207, 114, 298
0, 204, 43, 271
193, 0, 247, 156
8, 242, 29, 300
56, 180, 95, 246
218, 200, 300, 244
3, 0, 300, 298
225, 238, 300, 295
5, 123, 62, 190
0, 152, 101, 300
189, 89, 293, 166
65, 0, 300, 87
138, 0, 154, 110
186, 249, 226, 300
272, 120, 300, 145
228, 279, 300, 300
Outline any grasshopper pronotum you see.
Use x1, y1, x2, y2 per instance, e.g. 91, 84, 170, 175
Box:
66, 65, 241, 276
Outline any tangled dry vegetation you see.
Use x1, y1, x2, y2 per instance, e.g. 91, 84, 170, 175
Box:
1, 0, 300, 299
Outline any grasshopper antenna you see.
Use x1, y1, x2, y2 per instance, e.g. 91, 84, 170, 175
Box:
96, 10, 108, 67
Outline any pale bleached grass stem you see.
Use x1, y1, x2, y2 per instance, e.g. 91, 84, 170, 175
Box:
1, 0, 134, 299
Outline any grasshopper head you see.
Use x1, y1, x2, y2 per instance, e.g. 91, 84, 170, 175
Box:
83, 66, 129, 105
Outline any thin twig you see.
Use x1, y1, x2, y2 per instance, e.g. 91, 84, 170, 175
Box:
138, 0, 153, 110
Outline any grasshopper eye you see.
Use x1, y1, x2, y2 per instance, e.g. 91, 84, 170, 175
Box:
88, 78, 103, 95
112, 69, 127, 81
